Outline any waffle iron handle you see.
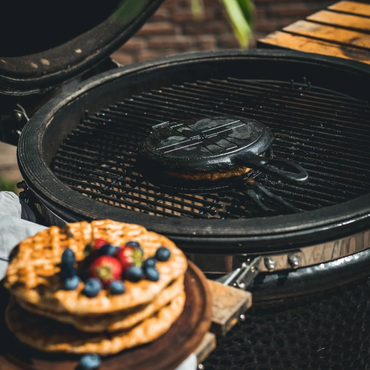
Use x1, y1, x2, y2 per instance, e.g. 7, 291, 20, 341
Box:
237, 154, 309, 183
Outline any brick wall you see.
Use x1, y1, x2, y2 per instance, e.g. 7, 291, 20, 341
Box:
111, 0, 342, 65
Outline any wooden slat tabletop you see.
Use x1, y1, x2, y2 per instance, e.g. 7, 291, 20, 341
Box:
258, 1, 370, 64
283, 20, 370, 49
307, 10, 370, 32
329, 1, 370, 16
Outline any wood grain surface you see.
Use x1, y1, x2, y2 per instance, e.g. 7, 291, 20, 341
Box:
283, 20, 370, 50
260, 31, 370, 64
208, 280, 252, 336
194, 332, 216, 364
307, 10, 370, 32
0, 260, 212, 370
258, 1, 370, 65
329, 1, 370, 17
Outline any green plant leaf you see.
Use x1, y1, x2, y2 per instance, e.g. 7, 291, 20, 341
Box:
113, 0, 148, 22
0, 176, 17, 192
191, 0, 204, 19
236, 0, 255, 27
220, 0, 253, 48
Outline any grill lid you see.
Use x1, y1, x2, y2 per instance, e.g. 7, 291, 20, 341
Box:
138, 117, 308, 184
0, 0, 164, 96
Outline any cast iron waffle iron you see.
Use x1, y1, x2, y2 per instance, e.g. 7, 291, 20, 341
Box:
137, 116, 308, 192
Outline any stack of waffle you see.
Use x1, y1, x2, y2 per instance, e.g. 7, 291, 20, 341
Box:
3, 220, 188, 355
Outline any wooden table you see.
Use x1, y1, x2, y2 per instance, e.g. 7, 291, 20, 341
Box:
258, 1, 370, 65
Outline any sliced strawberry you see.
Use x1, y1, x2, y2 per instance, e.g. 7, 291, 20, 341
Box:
116, 246, 143, 272
84, 239, 110, 259
88, 256, 123, 287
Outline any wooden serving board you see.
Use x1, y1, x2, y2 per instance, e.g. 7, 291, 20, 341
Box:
0, 261, 212, 370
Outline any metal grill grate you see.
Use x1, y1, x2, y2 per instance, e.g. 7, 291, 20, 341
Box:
51, 78, 370, 219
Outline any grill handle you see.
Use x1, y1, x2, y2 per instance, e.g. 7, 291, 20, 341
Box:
235, 154, 309, 184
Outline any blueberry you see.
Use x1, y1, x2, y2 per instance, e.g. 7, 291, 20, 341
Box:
155, 247, 171, 262
143, 257, 157, 269
126, 241, 142, 250
63, 275, 80, 290
109, 280, 126, 295
79, 353, 101, 370
145, 267, 159, 282
61, 248, 75, 264
125, 266, 144, 282
61, 263, 76, 279
98, 244, 120, 257
82, 278, 102, 298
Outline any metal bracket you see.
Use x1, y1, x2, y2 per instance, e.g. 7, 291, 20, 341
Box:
222, 257, 261, 290
17, 184, 48, 226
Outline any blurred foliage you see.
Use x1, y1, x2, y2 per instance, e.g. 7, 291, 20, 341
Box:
114, 0, 255, 48
191, 0, 204, 19
0, 175, 17, 193
191, 0, 255, 48
113, 0, 148, 22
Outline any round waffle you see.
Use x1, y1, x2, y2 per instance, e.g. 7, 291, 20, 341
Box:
166, 166, 252, 181
16, 276, 184, 333
4, 220, 187, 315
6, 292, 186, 355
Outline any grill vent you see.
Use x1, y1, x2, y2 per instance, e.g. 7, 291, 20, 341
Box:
52, 78, 370, 219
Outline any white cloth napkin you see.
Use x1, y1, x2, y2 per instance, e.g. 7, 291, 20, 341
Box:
0, 191, 46, 279
0, 191, 197, 370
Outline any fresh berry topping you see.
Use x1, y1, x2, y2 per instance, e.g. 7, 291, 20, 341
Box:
125, 241, 142, 250
63, 275, 80, 290
125, 266, 144, 282
89, 256, 123, 286
93, 239, 110, 250
143, 257, 157, 269
61, 263, 76, 279
116, 246, 143, 271
83, 244, 93, 258
79, 252, 97, 280
98, 244, 120, 257
83, 278, 102, 298
79, 353, 101, 370
155, 247, 171, 262
109, 280, 126, 295
61, 248, 75, 264
145, 267, 159, 282
80, 265, 90, 281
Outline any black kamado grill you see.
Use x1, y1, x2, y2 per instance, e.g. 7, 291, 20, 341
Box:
1, 2, 370, 370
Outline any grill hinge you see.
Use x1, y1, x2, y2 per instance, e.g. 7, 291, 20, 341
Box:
0, 103, 29, 145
